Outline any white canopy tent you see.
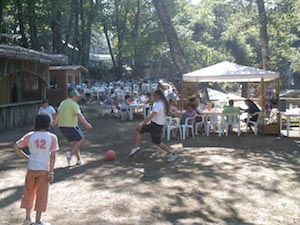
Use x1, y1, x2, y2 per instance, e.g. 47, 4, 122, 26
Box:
181, 61, 281, 135
183, 61, 280, 82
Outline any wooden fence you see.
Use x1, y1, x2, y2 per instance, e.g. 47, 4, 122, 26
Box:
0, 100, 42, 131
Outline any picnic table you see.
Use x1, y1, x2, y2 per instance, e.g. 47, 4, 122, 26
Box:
281, 109, 300, 137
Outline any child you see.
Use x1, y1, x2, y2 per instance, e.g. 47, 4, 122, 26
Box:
181, 104, 196, 124
13, 115, 59, 225
38, 100, 56, 133
129, 89, 177, 162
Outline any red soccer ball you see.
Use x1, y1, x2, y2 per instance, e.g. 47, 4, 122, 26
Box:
105, 150, 116, 161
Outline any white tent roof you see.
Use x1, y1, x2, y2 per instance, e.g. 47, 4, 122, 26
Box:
183, 61, 280, 82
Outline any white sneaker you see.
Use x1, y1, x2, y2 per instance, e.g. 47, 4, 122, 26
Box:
66, 151, 72, 165
34, 221, 51, 225
23, 219, 33, 225
129, 146, 140, 157
167, 153, 178, 162
76, 159, 82, 165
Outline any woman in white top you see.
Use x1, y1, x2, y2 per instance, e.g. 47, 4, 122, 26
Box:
129, 90, 177, 162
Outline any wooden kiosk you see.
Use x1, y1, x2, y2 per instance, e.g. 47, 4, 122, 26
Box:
0, 45, 68, 130
48, 65, 88, 105
182, 61, 281, 135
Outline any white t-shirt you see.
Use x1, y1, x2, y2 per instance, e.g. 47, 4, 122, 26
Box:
38, 105, 56, 122
151, 100, 165, 125
17, 131, 59, 171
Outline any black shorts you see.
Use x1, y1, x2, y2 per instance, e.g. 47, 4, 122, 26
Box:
59, 127, 85, 142
140, 122, 163, 145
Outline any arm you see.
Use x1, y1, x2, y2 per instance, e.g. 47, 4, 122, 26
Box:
77, 113, 92, 129
13, 144, 29, 160
47, 152, 56, 182
137, 112, 157, 131
52, 112, 59, 127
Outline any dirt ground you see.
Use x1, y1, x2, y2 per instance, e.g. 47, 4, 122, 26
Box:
0, 104, 299, 225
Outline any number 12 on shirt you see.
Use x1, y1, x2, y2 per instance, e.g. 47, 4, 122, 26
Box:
34, 139, 46, 149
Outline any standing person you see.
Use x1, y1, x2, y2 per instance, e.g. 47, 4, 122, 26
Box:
13, 115, 59, 225
38, 100, 56, 133
129, 89, 178, 162
53, 90, 92, 166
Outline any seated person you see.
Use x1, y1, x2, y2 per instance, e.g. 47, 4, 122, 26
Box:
143, 93, 153, 104
244, 99, 260, 122
195, 96, 205, 122
223, 100, 240, 114
181, 104, 196, 125
168, 99, 182, 122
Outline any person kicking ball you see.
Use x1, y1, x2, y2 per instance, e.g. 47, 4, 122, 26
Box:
53, 90, 92, 166
129, 89, 177, 162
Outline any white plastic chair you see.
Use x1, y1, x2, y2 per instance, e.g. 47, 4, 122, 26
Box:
181, 115, 196, 140
205, 114, 224, 137
163, 116, 182, 141
143, 104, 152, 119
246, 112, 262, 135
195, 114, 205, 135
224, 113, 241, 136
100, 102, 113, 117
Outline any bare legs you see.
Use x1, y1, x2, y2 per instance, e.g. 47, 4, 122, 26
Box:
25, 209, 43, 224
70, 139, 85, 159
26, 208, 31, 220
156, 143, 172, 154
134, 131, 142, 147
36, 211, 42, 224
134, 130, 173, 154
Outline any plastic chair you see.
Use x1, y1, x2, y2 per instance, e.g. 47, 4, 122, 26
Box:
195, 114, 205, 135
205, 114, 224, 137
163, 116, 182, 141
224, 113, 241, 136
181, 115, 196, 140
119, 105, 133, 121
100, 102, 113, 117
246, 112, 262, 135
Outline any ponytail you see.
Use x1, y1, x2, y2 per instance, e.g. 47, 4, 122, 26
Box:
154, 89, 169, 114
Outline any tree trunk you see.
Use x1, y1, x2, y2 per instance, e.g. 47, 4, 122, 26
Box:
115, 0, 129, 79
51, 0, 62, 53
256, 0, 270, 70
0, 0, 7, 43
64, 0, 75, 54
152, 0, 189, 75
104, 25, 117, 79
73, 0, 80, 64
27, 0, 37, 49
16, 0, 28, 48
132, 0, 140, 76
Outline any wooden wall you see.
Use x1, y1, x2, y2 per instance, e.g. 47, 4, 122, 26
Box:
0, 100, 42, 131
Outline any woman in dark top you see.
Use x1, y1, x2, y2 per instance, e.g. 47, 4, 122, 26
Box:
245, 99, 261, 122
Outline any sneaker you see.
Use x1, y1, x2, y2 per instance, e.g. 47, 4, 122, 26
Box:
23, 219, 33, 225
167, 153, 178, 162
128, 146, 140, 157
34, 221, 51, 225
76, 159, 82, 165
66, 151, 72, 165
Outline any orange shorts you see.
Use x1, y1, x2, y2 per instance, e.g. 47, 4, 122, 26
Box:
21, 170, 49, 212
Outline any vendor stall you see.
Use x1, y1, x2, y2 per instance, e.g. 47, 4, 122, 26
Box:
182, 61, 281, 135
0, 44, 68, 130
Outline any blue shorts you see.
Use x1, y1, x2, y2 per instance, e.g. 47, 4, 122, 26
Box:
59, 127, 85, 142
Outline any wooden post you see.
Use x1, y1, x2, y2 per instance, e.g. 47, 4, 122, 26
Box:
260, 78, 265, 131
276, 78, 280, 131
247, 81, 250, 99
